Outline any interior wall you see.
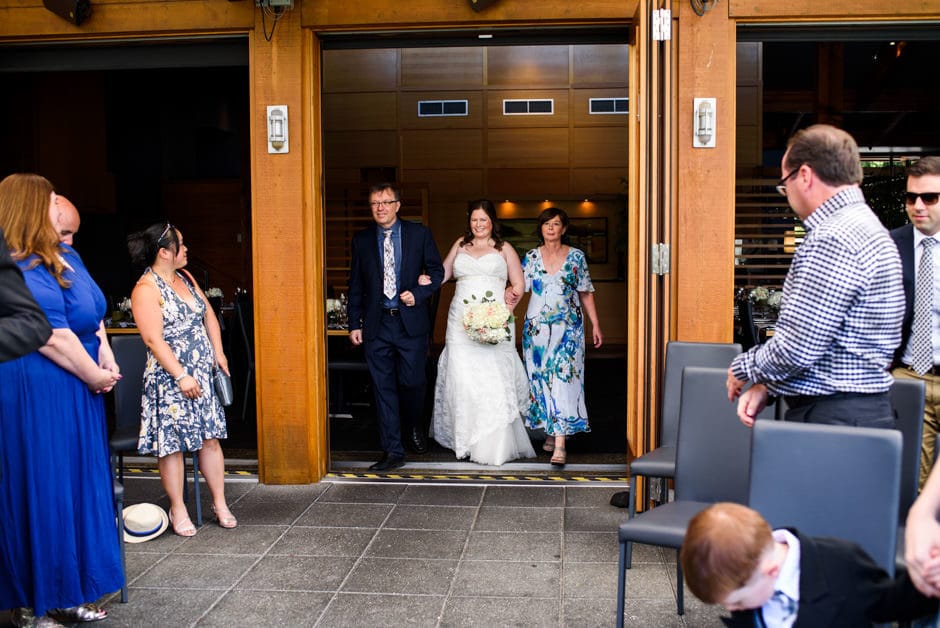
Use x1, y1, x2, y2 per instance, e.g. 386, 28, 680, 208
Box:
321, 43, 630, 345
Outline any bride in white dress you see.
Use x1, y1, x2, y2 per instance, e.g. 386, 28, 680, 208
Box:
430, 200, 536, 465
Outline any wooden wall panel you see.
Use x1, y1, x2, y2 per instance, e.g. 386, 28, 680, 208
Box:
401, 129, 484, 169
486, 89, 569, 128
571, 167, 628, 196
729, 0, 940, 19
323, 130, 399, 168
675, 1, 737, 342
249, 11, 319, 484
322, 92, 398, 130
487, 46, 570, 87
487, 168, 571, 198
0, 0, 252, 40
573, 127, 629, 167
572, 88, 630, 127
303, 0, 636, 29
487, 128, 569, 168
321, 49, 398, 92
401, 169, 485, 203
401, 47, 484, 89
572, 44, 630, 86
399, 92, 484, 129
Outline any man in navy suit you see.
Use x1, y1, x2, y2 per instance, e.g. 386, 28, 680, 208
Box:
348, 183, 443, 471
891, 156, 940, 490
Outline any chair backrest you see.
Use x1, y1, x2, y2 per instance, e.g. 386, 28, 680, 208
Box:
111, 334, 148, 431
891, 378, 926, 522
660, 341, 743, 449
673, 366, 756, 504
748, 421, 902, 575
235, 291, 254, 368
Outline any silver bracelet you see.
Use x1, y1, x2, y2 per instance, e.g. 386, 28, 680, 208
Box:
175, 372, 188, 383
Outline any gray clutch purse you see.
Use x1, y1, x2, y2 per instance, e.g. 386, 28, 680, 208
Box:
212, 367, 234, 407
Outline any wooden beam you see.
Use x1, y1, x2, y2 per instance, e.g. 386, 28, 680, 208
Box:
729, 0, 939, 20
303, 0, 638, 30
249, 7, 322, 484
0, 0, 251, 41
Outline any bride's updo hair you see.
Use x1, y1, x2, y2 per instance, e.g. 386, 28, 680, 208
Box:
127, 222, 181, 268
461, 198, 505, 250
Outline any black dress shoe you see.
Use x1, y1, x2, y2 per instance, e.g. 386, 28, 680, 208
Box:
368, 454, 405, 471
409, 426, 428, 454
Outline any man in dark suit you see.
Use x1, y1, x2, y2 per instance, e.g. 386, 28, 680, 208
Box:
0, 228, 52, 363
682, 503, 936, 628
891, 156, 940, 490
347, 183, 443, 471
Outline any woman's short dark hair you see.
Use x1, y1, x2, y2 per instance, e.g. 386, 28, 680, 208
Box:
127, 222, 180, 267
461, 199, 505, 250
536, 207, 569, 245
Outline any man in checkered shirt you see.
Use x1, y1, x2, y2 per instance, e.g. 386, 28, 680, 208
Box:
727, 124, 904, 429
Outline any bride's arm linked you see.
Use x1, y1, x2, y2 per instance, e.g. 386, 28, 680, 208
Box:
419, 239, 461, 286
503, 245, 524, 310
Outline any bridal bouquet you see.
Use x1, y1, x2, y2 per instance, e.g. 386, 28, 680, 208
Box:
462, 291, 512, 345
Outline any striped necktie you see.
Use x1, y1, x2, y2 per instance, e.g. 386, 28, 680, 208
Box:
912, 237, 936, 375
382, 228, 396, 299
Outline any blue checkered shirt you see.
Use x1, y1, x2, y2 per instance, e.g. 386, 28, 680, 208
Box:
731, 187, 904, 396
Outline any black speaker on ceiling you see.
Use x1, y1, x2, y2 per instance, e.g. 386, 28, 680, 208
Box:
43, 0, 91, 25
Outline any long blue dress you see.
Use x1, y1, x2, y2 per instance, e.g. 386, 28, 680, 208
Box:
521, 247, 595, 436
0, 246, 124, 614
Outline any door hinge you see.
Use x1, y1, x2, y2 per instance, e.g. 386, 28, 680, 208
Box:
651, 243, 671, 275
652, 9, 672, 41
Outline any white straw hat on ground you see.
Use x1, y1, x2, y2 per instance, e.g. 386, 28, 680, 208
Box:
123, 503, 169, 543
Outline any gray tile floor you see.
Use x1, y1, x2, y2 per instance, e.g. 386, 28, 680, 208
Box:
4, 478, 730, 627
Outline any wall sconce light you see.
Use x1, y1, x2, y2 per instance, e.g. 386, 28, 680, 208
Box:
693, 97, 716, 148
266, 105, 289, 154
690, 0, 717, 16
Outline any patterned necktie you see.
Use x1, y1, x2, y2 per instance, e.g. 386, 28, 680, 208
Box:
382, 228, 396, 299
912, 238, 936, 375
773, 590, 797, 621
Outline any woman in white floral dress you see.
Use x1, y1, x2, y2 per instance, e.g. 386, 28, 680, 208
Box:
129, 223, 236, 536
521, 208, 603, 466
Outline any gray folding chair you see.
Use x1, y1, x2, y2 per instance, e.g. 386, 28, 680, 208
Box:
890, 377, 926, 573
748, 420, 902, 576
624, 341, 742, 568
110, 334, 202, 526
616, 366, 761, 624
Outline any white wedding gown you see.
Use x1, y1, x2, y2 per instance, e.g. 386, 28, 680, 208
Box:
431, 252, 536, 465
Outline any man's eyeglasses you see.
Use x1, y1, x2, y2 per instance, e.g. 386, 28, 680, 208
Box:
369, 200, 399, 208
775, 168, 801, 196
905, 192, 940, 206
158, 223, 174, 245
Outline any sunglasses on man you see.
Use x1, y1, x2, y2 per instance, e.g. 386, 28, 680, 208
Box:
906, 192, 940, 206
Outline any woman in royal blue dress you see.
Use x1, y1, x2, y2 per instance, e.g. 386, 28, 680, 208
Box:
0, 174, 123, 626
521, 207, 603, 467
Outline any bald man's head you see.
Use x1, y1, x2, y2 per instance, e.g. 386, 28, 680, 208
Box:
52, 195, 81, 245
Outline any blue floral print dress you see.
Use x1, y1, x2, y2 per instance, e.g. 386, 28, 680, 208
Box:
522, 247, 595, 436
137, 268, 227, 457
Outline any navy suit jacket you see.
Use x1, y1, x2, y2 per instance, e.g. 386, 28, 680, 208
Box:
890, 224, 916, 366
347, 219, 443, 341
721, 530, 936, 628
0, 229, 52, 363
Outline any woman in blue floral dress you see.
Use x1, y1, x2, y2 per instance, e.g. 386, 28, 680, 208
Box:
522, 208, 603, 466
128, 223, 235, 536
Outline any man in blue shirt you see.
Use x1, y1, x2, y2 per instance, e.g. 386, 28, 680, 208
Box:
727, 124, 904, 428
